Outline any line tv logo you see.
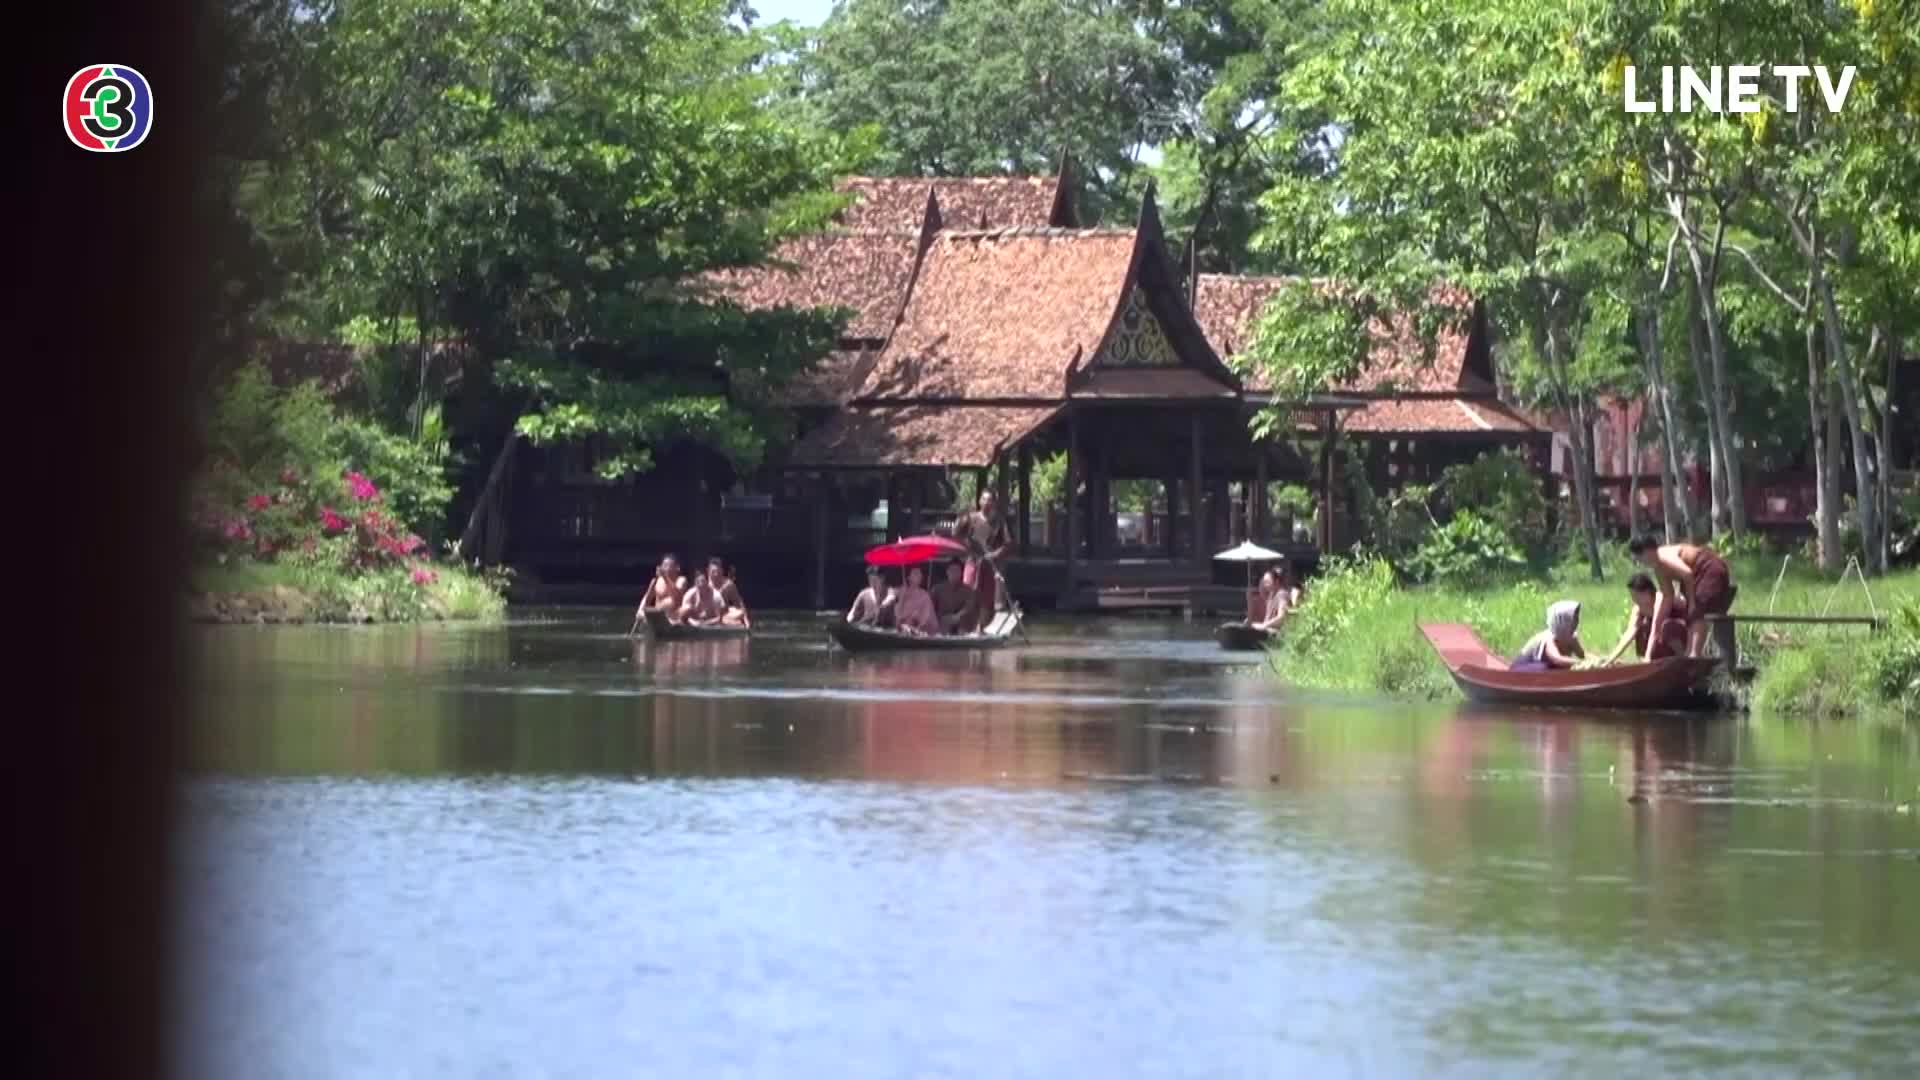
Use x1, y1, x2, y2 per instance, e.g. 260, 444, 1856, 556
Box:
65, 65, 152, 151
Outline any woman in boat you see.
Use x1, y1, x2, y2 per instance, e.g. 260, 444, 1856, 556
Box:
1510, 600, 1586, 672
1251, 569, 1291, 632
892, 564, 941, 636
1628, 534, 1734, 658
932, 560, 976, 635
847, 566, 892, 626
638, 553, 688, 625
1600, 572, 1689, 665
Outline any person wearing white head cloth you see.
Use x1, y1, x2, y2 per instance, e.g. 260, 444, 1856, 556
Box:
1510, 600, 1586, 672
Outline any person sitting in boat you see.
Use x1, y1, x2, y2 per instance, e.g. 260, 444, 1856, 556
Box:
1510, 600, 1586, 672
847, 566, 892, 626
1600, 572, 1690, 666
892, 565, 941, 636
952, 489, 1012, 632
1628, 534, 1735, 659
678, 558, 730, 626
639, 553, 688, 625
932, 560, 976, 635
718, 561, 751, 628
1250, 569, 1290, 632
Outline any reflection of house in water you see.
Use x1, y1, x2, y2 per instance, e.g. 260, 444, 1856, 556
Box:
487, 157, 1562, 608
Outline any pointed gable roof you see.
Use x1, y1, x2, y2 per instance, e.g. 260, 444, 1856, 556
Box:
833, 165, 1075, 233
849, 187, 1223, 403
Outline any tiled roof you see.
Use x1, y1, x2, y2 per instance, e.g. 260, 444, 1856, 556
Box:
1192, 274, 1479, 395
1344, 397, 1541, 434
788, 404, 1062, 468
835, 176, 1062, 231
853, 230, 1139, 400
775, 347, 883, 408
698, 231, 920, 341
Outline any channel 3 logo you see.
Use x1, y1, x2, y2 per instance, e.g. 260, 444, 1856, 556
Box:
65, 65, 152, 152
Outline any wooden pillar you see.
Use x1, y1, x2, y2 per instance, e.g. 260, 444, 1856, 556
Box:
1064, 408, 1080, 592
1016, 446, 1032, 557
810, 476, 830, 610
1319, 411, 1337, 552
1164, 476, 1180, 559
1189, 412, 1206, 570
1254, 451, 1269, 543
886, 472, 902, 542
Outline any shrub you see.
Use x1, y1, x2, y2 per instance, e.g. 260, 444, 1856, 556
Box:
1434, 448, 1552, 555
1275, 554, 1396, 661
1863, 599, 1919, 713
1404, 510, 1528, 586
188, 362, 463, 595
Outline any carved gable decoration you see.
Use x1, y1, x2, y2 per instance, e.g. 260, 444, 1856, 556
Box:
1100, 286, 1179, 367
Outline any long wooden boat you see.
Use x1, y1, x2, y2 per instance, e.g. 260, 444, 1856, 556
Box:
1418, 622, 1720, 709
643, 608, 750, 641
1216, 622, 1274, 651
828, 610, 1023, 653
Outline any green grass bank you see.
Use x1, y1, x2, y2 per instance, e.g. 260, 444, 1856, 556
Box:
190, 560, 508, 625
1266, 552, 1920, 718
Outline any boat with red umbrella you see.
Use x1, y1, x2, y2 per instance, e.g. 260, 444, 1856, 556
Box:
827, 536, 1027, 652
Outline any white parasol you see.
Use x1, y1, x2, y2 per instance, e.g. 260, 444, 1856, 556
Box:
1213, 541, 1287, 624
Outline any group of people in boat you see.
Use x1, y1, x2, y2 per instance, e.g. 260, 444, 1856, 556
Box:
847, 491, 1014, 637
1508, 536, 1735, 672
638, 554, 751, 628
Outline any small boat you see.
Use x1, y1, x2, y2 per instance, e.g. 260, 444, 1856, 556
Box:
828, 610, 1023, 653
1216, 622, 1274, 651
1419, 622, 1720, 709
642, 608, 750, 641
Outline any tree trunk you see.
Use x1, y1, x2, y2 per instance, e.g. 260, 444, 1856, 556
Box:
1543, 314, 1604, 579
1634, 302, 1697, 538
1874, 327, 1896, 573
1685, 287, 1728, 535
1683, 271, 1745, 535
1814, 274, 1882, 574
1808, 315, 1842, 572
459, 431, 520, 567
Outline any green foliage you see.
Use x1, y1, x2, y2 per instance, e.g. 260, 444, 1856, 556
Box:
1403, 511, 1528, 587
1436, 449, 1553, 555
1863, 600, 1920, 714
1030, 452, 1068, 510
1269, 555, 1397, 664
1267, 483, 1315, 518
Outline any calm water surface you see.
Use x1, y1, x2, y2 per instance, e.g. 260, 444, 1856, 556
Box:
178, 610, 1920, 1078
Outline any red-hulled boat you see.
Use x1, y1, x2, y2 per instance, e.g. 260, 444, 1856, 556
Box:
1419, 622, 1721, 710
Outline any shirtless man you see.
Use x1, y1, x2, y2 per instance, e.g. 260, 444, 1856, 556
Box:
1627, 534, 1735, 659
953, 489, 1012, 632
638, 554, 687, 626
932, 560, 976, 635
678, 558, 730, 626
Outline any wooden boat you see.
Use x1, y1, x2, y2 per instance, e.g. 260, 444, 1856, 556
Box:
642, 608, 750, 641
1418, 622, 1721, 709
1216, 622, 1274, 651
828, 609, 1023, 653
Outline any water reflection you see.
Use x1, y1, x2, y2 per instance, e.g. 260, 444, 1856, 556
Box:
179, 611, 1920, 1076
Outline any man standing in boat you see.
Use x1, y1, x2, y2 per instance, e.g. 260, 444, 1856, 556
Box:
952, 489, 1012, 632
1628, 534, 1735, 659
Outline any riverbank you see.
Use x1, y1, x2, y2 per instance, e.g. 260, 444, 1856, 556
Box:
189, 561, 507, 624
1267, 554, 1919, 717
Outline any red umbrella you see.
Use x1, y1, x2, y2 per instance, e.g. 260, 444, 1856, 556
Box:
864, 535, 969, 566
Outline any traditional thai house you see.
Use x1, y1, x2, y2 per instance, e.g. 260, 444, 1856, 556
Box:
1191, 275, 1553, 540
492, 160, 1570, 607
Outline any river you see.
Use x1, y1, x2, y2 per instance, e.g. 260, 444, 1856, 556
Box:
176, 610, 1920, 1077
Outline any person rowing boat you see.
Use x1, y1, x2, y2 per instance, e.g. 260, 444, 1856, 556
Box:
632, 553, 687, 634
